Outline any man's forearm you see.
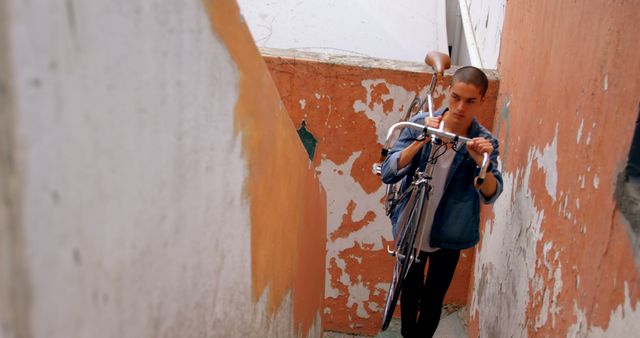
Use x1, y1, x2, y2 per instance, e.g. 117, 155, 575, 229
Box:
397, 140, 428, 170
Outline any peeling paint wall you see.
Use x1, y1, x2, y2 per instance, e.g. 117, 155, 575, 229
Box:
470, 1, 640, 337
0, 1, 325, 337
263, 48, 499, 336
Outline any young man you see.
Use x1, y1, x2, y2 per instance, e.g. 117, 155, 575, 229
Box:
380, 66, 503, 337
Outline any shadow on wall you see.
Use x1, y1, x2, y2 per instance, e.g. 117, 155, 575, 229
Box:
617, 103, 640, 265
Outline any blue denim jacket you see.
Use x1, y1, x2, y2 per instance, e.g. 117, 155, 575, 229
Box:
381, 108, 503, 250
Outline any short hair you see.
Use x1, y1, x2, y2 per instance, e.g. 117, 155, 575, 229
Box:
451, 66, 489, 97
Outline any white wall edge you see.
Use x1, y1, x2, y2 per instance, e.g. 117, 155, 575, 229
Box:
458, 0, 483, 68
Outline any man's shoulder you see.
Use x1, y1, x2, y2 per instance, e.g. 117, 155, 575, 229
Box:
471, 118, 496, 139
409, 112, 428, 123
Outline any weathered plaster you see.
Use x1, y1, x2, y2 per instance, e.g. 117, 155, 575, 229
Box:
1, 0, 325, 336
6, 0, 259, 336
317, 151, 388, 308
469, 1, 640, 337
355, 78, 449, 145
0, 2, 32, 336
471, 148, 545, 337
207, 1, 327, 336
568, 283, 640, 337
577, 118, 584, 144
251, 289, 323, 338
534, 124, 558, 201
494, 97, 510, 170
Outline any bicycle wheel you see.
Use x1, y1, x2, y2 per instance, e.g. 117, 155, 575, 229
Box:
403, 96, 423, 121
382, 97, 423, 216
380, 185, 425, 330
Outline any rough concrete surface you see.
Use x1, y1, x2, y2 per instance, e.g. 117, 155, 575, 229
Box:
1, 0, 326, 337
323, 308, 467, 338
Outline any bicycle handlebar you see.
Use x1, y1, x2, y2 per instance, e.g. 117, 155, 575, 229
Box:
379, 122, 472, 162
476, 153, 490, 185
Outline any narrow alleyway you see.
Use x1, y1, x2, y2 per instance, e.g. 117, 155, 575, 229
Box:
323, 308, 467, 338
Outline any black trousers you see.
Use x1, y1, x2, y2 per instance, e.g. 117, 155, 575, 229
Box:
400, 249, 460, 338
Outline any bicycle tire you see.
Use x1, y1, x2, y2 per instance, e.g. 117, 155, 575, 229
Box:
380, 185, 425, 330
403, 96, 423, 121
382, 96, 423, 216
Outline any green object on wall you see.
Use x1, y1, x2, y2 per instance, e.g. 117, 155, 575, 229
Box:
297, 120, 318, 160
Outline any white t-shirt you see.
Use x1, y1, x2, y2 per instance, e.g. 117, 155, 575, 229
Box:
416, 145, 456, 252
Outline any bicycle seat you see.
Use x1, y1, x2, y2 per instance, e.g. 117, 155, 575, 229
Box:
425, 51, 451, 77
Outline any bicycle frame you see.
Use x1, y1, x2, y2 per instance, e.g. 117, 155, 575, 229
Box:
373, 52, 451, 215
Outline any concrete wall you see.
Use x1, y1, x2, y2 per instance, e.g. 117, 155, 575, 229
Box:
469, 1, 640, 337
237, 0, 449, 64
263, 48, 499, 336
455, 0, 506, 69
0, 1, 325, 338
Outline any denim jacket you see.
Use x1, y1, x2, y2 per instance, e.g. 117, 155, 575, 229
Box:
380, 108, 503, 250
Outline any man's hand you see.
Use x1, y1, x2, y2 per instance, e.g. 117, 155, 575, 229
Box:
424, 116, 442, 130
466, 137, 493, 166
467, 137, 498, 196
397, 116, 442, 170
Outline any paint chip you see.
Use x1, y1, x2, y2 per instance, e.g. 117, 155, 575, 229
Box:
577, 119, 584, 144
534, 124, 559, 201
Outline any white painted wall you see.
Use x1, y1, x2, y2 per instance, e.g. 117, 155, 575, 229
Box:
0, 1, 301, 337
455, 0, 506, 69
238, 0, 504, 68
237, 0, 449, 63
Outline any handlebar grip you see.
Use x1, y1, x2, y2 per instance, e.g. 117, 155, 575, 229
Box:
476, 153, 491, 187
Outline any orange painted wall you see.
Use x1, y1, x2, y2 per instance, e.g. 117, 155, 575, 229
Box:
204, 2, 327, 336
469, 1, 640, 337
263, 49, 499, 335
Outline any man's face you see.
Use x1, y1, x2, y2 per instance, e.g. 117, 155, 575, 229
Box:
446, 81, 485, 127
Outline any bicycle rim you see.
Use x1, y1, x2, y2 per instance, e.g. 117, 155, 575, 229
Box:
403, 96, 423, 121
381, 253, 403, 330
380, 187, 424, 330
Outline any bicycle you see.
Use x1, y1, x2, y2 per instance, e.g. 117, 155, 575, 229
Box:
373, 51, 490, 331
374, 52, 460, 216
